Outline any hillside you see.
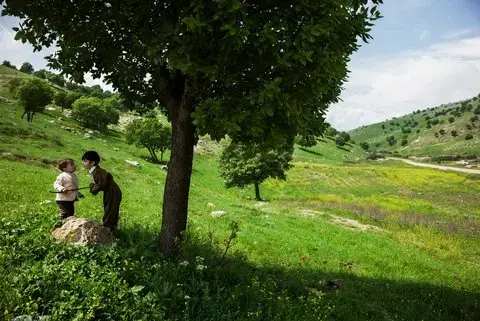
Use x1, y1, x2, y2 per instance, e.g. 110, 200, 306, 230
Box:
1, 97, 479, 320
349, 95, 480, 158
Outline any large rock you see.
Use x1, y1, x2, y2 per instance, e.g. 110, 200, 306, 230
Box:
52, 217, 115, 245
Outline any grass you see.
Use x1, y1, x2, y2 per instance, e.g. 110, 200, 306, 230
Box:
0, 101, 479, 320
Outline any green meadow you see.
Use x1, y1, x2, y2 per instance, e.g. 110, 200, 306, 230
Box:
0, 100, 479, 320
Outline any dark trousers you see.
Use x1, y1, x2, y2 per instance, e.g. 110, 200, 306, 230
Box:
56, 201, 75, 220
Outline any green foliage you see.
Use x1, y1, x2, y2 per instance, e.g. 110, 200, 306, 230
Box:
471, 116, 478, 123
33, 69, 47, 79
474, 105, 480, 115
125, 118, 172, 162
451, 130, 458, 137
295, 135, 317, 148
219, 140, 294, 200
72, 96, 119, 130
55, 91, 83, 111
7, 77, 22, 94
386, 135, 396, 146
325, 127, 339, 137
335, 135, 346, 147
19, 61, 34, 74
448, 117, 455, 123
16, 78, 54, 122
400, 139, 408, 146
47, 73, 65, 87
465, 134, 473, 140
360, 142, 369, 150
2, 60, 16, 69
439, 129, 446, 136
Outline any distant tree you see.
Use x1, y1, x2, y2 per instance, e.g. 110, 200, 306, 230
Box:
381, 124, 386, 129
33, 69, 47, 79
219, 140, 294, 201
339, 131, 351, 142
465, 134, 473, 140
65, 82, 80, 91
295, 135, 317, 149
2, 60, 16, 69
451, 130, 458, 137
19, 62, 34, 74
386, 135, 396, 146
16, 78, 54, 122
54, 91, 81, 111
439, 129, 446, 136
474, 106, 480, 115
448, 117, 455, 123
47, 73, 65, 87
335, 135, 346, 146
325, 127, 338, 137
360, 142, 369, 150
125, 118, 172, 162
72, 96, 119, 130
400, 139, 408, 146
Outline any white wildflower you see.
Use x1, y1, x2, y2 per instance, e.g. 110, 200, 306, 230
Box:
184, 295, 191, 300
195, 256, 204, 263
179, 260, 189, 266
196, 264, 207, 271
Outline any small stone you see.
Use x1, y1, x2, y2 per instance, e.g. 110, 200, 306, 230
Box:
210, 211, 227, 218
207, 202, 215, 208
84, 133, 92, 138
125, 160, 141, 167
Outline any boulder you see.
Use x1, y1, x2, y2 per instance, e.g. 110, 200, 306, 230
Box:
52, 217, 115, 246
126, 159, 141, 167
210, 211, 227, 218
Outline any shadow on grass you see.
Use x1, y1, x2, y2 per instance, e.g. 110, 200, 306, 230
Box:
112, 224, 480, 321
298, 147, 323, 157
336, 145, 351, 152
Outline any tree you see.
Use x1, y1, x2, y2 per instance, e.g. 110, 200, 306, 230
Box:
451, 130, 458, 137
386, 135, 396, 146
360, 142, 369, 150
47, 73, 65, 87
7, 77, 22, 95
465, 134, 473, 140
339, 131, 351, 143
33, 69, 47, 79
16, 78, 54, 122
295, 135, 317, 149
72, 96, 119, 130
125, 118, 172, 162
19, 61, 34, 74
219, 140, 294, 201
400, 139, 408, 146
2, 60, 16, 69
3, 0, 382, 255
335, 135, 346, 147
325, 127, 339, 137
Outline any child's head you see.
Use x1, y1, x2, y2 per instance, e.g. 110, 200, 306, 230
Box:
58, 158, 76, 173
82, 151, 101, 169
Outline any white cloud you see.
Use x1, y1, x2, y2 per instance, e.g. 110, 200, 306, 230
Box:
0, 22, 113, 91
443, 28, 475, 39
326, 36, 480, 131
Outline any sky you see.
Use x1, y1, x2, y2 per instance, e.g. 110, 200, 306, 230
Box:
1, 1, 480, 130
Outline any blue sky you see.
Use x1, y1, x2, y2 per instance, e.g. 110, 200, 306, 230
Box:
1, 1, 480, 130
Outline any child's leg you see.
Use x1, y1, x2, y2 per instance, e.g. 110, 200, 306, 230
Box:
56, 201, 75, 221
102, 188, 122, 231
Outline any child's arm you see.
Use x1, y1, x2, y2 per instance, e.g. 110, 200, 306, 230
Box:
53, 174, 67, 193
90, 170, 109, 195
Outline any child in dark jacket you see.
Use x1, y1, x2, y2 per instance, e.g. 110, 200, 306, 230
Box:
81, 151, 122, 231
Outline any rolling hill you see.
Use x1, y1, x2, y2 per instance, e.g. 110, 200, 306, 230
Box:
349, 94, 480, 158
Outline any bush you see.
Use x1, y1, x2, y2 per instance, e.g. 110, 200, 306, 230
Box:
366, 152, 384, 160
471, 116, 478, 123
400, 139, 408, 146
72, 97, 119, 130
448, 117, 455, 123
335, 135, 346, 146
439, 129, 445, 136
386, 135, 396, 146
465, 134, 474, 140
2, 60, 16, 69
451, 130, 458, 137
295, 135, 317, 148
7, 77, 23, 94
16, 78, 54, 122
359, 142, 369, 150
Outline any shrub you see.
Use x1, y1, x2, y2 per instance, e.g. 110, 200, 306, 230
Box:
386, 135, 396, 146
125, 118, 172, 162
451, 130, 458, 137
465, 134, 473, 140
359, 142, 369, 150
7, 77, 23, 94
72, 97, 119, 130
295, 135, 317, 148
448, 117, 455, 123
2, 60, 16, 69
400, 139, 408, 146
335, 135, 346, 146
439, 129, 445, 135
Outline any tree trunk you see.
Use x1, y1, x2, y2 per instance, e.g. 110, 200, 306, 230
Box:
255, 182, 262, 201
160, 151, 164, 163
158, 97, 195, 256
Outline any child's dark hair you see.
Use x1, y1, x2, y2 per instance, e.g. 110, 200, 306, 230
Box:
82, 151, 101, 165
58, 158, 74, 171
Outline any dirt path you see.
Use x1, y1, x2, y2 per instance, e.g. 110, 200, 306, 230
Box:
387, 157, 480, 174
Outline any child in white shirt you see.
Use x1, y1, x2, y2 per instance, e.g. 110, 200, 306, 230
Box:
53, 158, 81, 221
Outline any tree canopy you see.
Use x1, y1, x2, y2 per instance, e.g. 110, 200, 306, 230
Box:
2, 0, 383, 255
126, 118, 172, 163
219, 140, 294, 201
19, 61, 34, 74
16, 78, 54, 122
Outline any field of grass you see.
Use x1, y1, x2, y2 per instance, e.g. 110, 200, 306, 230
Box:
0, 101, 479, 320
350, 96, 480, 157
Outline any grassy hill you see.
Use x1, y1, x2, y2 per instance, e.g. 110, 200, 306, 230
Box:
349, 95, 480, 158
0, 99, 479, 320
